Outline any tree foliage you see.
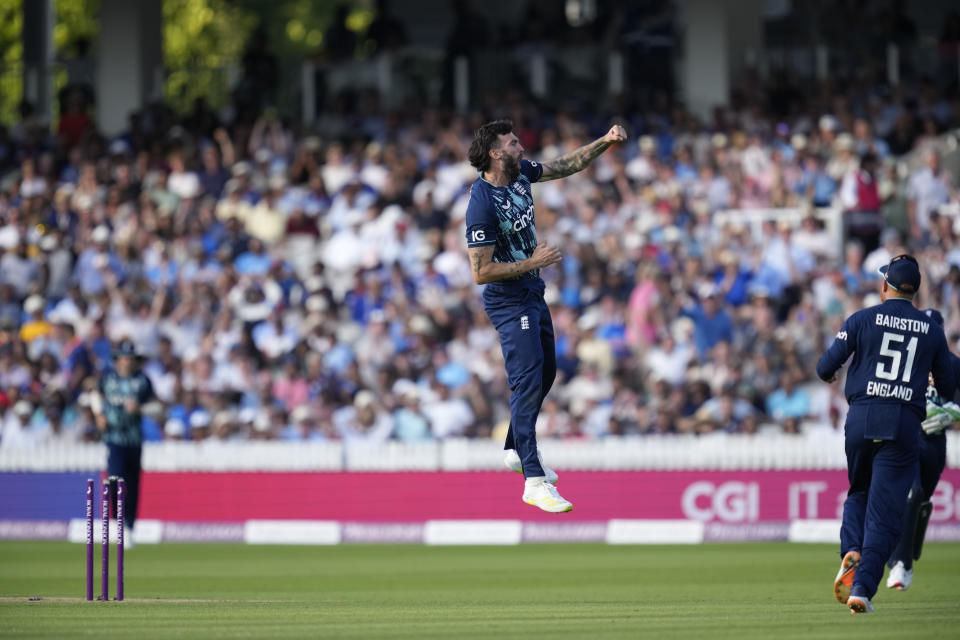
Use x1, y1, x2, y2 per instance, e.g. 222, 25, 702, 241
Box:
54, 0, 99, 54
0, 0, 23, 126
0, 0, 373, 125
231, 0, 373, 59
163, 0, 258, 113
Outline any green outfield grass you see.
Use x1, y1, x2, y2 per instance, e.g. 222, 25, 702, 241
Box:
1, 542, 958, 639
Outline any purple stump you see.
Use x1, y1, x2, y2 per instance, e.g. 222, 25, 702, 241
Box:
116, 478, 124, 601
85, 479, 94, 601
101, 480, 109, 601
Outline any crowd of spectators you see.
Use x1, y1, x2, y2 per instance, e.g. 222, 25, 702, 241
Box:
0, 68, 959, 448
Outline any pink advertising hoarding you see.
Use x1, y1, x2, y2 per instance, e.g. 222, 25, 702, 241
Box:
138, 469, 960, 525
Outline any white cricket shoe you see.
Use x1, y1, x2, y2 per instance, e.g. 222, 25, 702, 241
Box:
522, 478, 572, 513
848, 594, 874, 614
886, 561, 912, 591
504, 449, 559, 484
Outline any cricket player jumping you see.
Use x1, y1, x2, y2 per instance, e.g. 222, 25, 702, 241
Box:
465, 119, 627, 512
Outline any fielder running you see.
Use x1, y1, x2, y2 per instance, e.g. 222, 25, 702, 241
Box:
817, 254, 955, 614
884, 308, 960, 590
465, 119, 627, 512
93, 339, 157, 540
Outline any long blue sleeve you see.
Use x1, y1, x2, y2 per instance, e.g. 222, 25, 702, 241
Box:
817, 314, 857, 381
951, 353, 960, 403
930, 335, 957, 402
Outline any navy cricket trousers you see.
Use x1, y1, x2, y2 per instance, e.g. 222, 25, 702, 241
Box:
483, 281, 556, 478
840, 403, 921, 599
107, 443, 143, 530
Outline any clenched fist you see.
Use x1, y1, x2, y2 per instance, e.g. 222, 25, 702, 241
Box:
529, 243, 563, 270
603, 124, 628, 145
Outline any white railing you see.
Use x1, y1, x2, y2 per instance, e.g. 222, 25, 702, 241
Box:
4, 432, 957, 473
4, 431, 958, 472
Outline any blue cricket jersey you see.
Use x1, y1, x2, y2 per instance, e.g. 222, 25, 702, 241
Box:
465, 159, 543, 288
928, 351, 960, 405
817, 298, 956, 415
100, 369, 155, 447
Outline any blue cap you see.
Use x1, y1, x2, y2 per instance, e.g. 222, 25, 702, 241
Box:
878, 254, 921, 294
924, 308, 945, 327
111, 339, 138, 358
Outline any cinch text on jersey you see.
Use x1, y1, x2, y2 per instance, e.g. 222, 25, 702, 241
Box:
513, 205, 534, 231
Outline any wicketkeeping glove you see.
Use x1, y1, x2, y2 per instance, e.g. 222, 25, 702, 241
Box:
923, 400, 960, 435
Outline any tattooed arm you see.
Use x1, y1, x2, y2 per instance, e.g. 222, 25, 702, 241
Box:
539, 124, 628, 182
468, 244, 563, 285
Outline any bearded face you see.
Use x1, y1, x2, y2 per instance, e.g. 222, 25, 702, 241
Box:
490, 131, 524, 180
502, 151, 521, 181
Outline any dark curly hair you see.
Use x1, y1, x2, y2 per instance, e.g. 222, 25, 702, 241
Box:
468, 119, 514, 172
